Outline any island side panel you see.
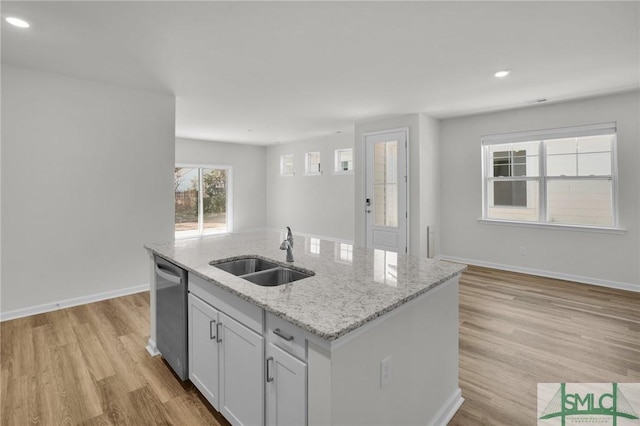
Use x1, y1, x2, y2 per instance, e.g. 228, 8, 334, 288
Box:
329, 276, 461, 426
145, 251, 160, 356
308, 342, 332, 426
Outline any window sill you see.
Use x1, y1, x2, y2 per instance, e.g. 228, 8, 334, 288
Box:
333, 170, 354, 175
303, 172, 322, 176
279, 173, 295, 177
478, 219, 627, 234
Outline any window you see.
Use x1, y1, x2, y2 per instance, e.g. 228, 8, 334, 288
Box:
280, 154, 294, 176
492, 150, 527, 207
175, 166, 232, 238
334, 148, 354, 173
482, 123, 617, 228
305, 152, 321, 175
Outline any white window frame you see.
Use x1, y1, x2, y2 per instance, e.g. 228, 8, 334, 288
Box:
334, 148, 354, 174
304, 151, 322, 176
481, 122, 621, 231
175, 163, 233, 239
280, 154, 294, 176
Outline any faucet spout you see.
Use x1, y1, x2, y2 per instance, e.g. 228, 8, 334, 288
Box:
286, 226, 294, 247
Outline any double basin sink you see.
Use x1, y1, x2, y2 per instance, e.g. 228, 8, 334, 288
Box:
210, 256, 314, 287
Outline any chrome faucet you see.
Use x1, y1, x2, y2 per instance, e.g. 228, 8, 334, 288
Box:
280, 226, 294, 262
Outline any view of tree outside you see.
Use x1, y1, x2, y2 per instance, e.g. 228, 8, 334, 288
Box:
175, 167, 199, 232
202, 169, 227, 231
175, 167, 228, 235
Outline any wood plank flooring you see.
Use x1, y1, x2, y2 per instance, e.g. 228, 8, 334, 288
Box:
0, 293, 230, 426
1, 266, 638, 425
449, 266, 640, 426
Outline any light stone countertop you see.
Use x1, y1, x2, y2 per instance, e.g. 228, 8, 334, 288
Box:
145, 230, 466, 341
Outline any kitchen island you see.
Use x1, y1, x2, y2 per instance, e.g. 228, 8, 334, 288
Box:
145, 230, 466, 426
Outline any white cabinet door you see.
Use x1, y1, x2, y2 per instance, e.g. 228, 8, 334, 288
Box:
266, 343, 307, 426
219, 312, 265, 426
188, 293, 220, 409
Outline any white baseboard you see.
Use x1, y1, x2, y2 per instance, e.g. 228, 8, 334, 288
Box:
428, 388, 464, 426
0, 283, 150, 322
437, 255, 640, 293
146, 338, 161, 357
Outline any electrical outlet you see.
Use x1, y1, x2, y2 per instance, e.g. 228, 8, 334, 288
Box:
520, 246, 527, 256
380, 356, 392, 388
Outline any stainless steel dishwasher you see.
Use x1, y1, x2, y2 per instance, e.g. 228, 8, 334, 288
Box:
154, 255, 188, 380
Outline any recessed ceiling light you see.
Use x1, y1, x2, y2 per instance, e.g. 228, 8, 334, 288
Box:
494, 70, 510, 78
5, 17, 30, 28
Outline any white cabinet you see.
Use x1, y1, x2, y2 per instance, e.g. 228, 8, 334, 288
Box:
266, 342, 307, 426
189, 294, 220, 407
219, 311, 264, 426
188, 293, 264, 426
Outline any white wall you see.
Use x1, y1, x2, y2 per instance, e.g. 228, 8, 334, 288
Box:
418, 114, 440, 258
175, 138, 267, 231
354, 114, 440, 258
1, 65, 175, 315
266, 133, 355, 241
440, 91, 640, 289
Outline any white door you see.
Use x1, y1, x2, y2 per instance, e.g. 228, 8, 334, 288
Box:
265, 343, 307, 426
219, 312, 264, 426
365, 129, 408, 253
188, 293, 220, 410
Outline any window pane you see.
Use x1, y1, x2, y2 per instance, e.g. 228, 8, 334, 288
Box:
373, 141, 398, 227
487, 180, 539, 221
546, 153, 577, 176
578, 152, 611, 176
175, 167, 199, 233
546, 135, 613, 177
281, 155, 294, 175
202, 169, 227, 233
547, 179, 612, 226
512, 150, 527, 177
488, 142, 539, 177
335, 149, 353, 172
545, 137, 576, 155
493, 152, 510, 177
493, 181, 527, 207
577, 134, 613, 153
306, 152, 321, 174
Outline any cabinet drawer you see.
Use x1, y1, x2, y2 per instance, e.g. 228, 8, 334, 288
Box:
190, 273, 263, 334
266, 313, 306, 361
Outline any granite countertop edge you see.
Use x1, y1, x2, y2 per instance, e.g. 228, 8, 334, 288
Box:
145, 238, 467, 342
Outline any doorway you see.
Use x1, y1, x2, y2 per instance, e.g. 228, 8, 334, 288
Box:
364, 129, 408, 253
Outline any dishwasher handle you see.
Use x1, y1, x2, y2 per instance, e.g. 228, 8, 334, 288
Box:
155, 263, 182, 284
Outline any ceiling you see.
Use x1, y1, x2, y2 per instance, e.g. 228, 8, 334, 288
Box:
2, 1, 638, 145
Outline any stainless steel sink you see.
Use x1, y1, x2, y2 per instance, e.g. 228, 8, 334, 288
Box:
211, 257, 279, 276
210, 256, 314, 287
241, 267, 314, 286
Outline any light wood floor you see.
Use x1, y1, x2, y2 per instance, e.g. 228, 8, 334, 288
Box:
450, 266, 640, 426
1, 266, 638, 425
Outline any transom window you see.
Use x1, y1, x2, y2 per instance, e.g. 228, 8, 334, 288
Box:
175, 166, 232, 238
280, 154, 294, 176
334, 148, 354, 173
305, 152, 321, 175
482, 123, 617, 228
